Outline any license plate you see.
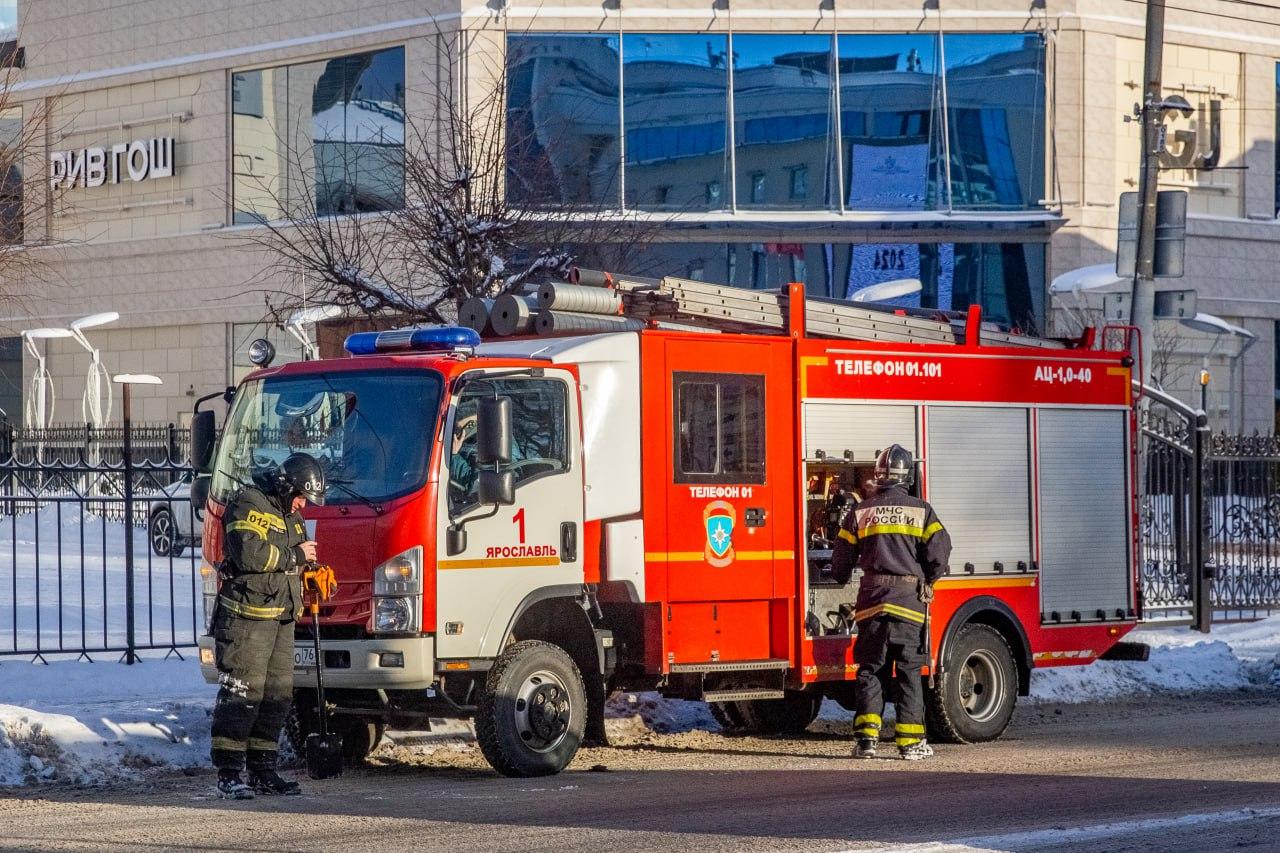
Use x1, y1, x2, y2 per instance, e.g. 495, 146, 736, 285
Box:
294, 646, 317, 669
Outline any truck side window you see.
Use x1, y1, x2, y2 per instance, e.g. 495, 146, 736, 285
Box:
674, 372, 765, 484
448, 377, 569, 514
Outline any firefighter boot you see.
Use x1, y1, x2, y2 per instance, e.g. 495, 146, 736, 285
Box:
899, 740, 934, 761
248, 768, 302, 796
216, 770, 256, 800
853, 738, 878, 759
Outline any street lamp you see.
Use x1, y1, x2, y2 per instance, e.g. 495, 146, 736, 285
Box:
285, 304, 343, 361
21, 327, 74, 429
849, 278, 923, 304
1180, 312, 1257, 431
111, 372, 162, 666
1048, 264, 1129, 333
68, 311, 120, 428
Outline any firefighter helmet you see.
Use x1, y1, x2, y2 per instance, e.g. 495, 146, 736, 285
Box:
873, 444, 914, 487
274, 452, 326, 506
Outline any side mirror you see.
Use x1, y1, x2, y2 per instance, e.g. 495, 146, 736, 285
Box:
476, 396, 512, 467
446, 525, 467, 556
190, 473, 211, 522
478, 469, 515, 506
191, 410, 217, 473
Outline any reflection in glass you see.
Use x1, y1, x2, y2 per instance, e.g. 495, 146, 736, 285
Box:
733, 34, 837, 209
838, 34, 945, 211
232, 47, 405, 223
622, 33, 729, 211
944, 34, 1045, 209
604, 240, 1045, 332
506, 35, 621, 208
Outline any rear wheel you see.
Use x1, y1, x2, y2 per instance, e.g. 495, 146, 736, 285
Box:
925, 623, 1018, 744
709, 700, 749, 732
475, 640, 586, 777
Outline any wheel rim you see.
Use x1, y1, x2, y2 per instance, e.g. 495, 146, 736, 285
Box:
958, 648, 1006, 723
513, 669, 572, 753
151, 512, 173, 554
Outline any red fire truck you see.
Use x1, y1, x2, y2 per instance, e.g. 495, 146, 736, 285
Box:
195, 275, 1145, 777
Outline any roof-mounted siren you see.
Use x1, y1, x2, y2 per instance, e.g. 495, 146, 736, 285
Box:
344, 326, 481, 356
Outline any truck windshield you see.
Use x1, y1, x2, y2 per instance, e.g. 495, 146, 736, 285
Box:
211, 368, 443, 505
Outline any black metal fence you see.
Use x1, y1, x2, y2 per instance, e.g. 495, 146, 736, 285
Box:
0, 420, 191, 466
0, 438, 202, 662
1139, 387, 1280, 624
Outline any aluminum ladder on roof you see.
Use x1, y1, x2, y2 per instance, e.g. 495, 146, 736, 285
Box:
607, 273, 1065, 350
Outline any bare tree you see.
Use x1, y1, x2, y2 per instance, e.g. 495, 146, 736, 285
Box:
233, 27, 661, 326
0, 35, 64, 308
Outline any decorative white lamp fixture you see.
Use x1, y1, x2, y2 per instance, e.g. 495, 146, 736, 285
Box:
849, 278, 923, 303
22, 327, 74, 429
286, 304, 343, 361
69, 311, 120, 428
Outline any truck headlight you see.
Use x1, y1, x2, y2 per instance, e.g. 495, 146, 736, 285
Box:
374, 597, 414, 633
200, 562, 218, 631
371, 547, 422, 634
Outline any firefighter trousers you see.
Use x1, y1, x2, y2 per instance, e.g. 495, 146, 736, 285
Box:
852, 615, 927, 747
210, 611, 295, 772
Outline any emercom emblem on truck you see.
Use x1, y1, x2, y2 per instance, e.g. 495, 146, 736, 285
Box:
703, 500, 736, 567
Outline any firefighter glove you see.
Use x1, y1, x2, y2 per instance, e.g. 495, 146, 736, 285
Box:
918, 582, 935, 604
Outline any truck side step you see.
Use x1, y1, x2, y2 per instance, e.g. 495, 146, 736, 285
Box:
703, 689, 786, 702
669, 658, 790, 674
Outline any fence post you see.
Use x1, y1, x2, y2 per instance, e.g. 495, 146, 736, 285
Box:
121, 388, 139, 664
1190, 412, 1212, 633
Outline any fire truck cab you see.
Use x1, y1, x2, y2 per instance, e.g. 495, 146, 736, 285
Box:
195, 282, 1141, 777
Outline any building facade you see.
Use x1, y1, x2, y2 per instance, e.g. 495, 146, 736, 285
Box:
3, 0, 1280, 430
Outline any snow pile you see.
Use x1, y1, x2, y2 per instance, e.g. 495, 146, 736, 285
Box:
605, 691, 720, 735
0, 657, 211, 787
1031, 616, 1280, 702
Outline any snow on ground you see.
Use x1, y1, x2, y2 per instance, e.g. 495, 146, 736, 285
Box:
0, 655, 211, 787
1029, 616, 1280, 702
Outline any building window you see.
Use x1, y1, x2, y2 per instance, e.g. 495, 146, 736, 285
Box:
653, 185, 671, 206
0, 108, 21, 245
0, 2, 14, 40
750, 172, 766, 204
734, 34, 836, 210
506, 34, 621, 209
789, 165, 808, 200
232, 46, 406, 223
705, 180, 721, 206
0, 335, 19, 421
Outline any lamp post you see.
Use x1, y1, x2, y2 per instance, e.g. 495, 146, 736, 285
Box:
68, 312, 120, 428
285, 304, 342, 361
112, 373, 162, 665
1180, 313, 1257, 433
21, 327, 74, 430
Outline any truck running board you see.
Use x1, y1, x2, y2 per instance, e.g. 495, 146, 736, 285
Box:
703, 689, 787, 703
669, 658, 790, 674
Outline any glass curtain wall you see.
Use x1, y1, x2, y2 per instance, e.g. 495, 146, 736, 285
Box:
507, 32, 1045, 213
606, 241, 1046, 333
232, 47, 406, 223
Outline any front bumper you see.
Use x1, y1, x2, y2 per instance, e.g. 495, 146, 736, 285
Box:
199, 633, 436, 690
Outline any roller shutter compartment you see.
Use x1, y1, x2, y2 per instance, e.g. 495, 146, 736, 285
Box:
803, 402, 916, 463
1037, 408, 1132, 621
926, 406, 1031, 575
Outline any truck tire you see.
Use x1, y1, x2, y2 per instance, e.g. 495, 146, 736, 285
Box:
286, 696, 385, 763
475, 640, 586, 777
736, 692, 822, 735
709, 700, 749, 732
925, 623, 1018, 744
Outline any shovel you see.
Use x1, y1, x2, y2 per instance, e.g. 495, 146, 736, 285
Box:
303, 566, 343, 779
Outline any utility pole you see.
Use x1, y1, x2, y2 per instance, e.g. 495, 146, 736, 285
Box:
1130, 0, 1166, 381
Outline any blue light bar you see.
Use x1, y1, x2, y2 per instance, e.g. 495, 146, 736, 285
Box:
344, 326, 481, 356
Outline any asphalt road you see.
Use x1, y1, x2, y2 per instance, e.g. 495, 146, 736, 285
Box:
2, 690, 1278, 852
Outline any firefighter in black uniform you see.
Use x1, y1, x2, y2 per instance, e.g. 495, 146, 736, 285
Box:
831, 444, 951, 760
210, 453, 324, 799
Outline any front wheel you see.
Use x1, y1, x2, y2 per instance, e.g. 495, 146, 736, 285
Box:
475, 640, 586, 777
925, 623, 1018, 744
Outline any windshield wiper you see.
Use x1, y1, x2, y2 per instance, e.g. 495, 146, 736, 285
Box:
327, 477, 385, 515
